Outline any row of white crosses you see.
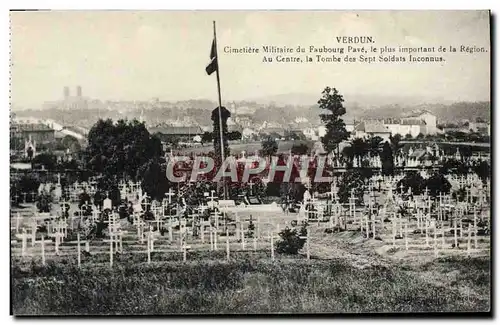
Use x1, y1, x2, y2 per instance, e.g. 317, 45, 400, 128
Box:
119, 180, 143, 202
328, 181, 344, 229
393, 212, 480, 257
20, 195, 126, 268
387, 184, 485, 257
15, 210, 95, 266
13, 191, 38, 203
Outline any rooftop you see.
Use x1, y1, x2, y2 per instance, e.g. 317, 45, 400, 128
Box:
14, 123, 54, 132
149, 125, 203, 135
403, 109, 435, 118
355, 121, 391, 134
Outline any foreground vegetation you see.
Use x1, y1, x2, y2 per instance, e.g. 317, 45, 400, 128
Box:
12, 256, 490, 315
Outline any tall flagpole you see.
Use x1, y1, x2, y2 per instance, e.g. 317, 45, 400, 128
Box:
213, 21, 227, 200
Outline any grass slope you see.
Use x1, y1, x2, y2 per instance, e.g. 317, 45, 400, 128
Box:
12, 256, 490, 315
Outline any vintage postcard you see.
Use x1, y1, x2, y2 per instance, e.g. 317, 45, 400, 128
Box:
9, 10, 491, 315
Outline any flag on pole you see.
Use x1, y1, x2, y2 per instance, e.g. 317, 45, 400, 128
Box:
206, 39, 218, 75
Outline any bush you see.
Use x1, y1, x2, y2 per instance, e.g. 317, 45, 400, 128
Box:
275, 223, 307, 255
473, 160, 490, 184
36, 193, 52, 213
439, 159, 468, 175
397, 171, 425, 195
32, 153, 57, 170
17, 174, 41, 196
78, 192, 91, 209
425, 173, 451, 197
260, 137, 278, 157
452, 188, 467, 201
338, 170, 364, 204
291, 143, 309, 155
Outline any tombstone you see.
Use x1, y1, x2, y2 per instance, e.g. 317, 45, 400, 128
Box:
103, 196, 113, 211
38, 183, 45, 196
54, 184, 63, 202
120, 183, 128, 200
303, 189, 311, 203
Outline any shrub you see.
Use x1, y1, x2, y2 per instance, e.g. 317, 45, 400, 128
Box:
32, 153, 57, 170
473, 160, 491, 184
452, 187, 467, 201
397, 171, 425, 195
338, 170, 364, 204
439, 159, 468, 175
260, 137, 278, 157
291, 143, 309, 155
275, 223, 307, 255
425, 173, 451, 197
16, 174, 41, 198
36, 193, 52, 213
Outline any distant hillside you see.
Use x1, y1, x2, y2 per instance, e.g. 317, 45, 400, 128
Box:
251, 93, 489, 123
430, 101, 491, 122
248, 92, 456, 109
12, 96, 489, 130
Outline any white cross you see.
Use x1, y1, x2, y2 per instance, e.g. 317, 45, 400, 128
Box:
165, 188, 175, 205
209, 190, 217, 206
248, 180, 255, 195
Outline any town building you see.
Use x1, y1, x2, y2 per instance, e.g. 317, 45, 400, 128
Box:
384, 118, 427, 137
148, 125, 203, 142
354, 121, 391, 142
43, 86, 89, 110
401, 109, 437, 134
12, 123, 55, 144
469, 121, 490, 135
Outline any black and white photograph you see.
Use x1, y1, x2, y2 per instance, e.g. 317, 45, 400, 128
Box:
9, 10, 491, 315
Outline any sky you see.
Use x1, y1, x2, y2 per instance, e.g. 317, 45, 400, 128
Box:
10, 10, 491, 108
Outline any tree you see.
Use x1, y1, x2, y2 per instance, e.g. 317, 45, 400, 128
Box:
12, 174, 40, 203
404, 133, 413, 140
78, 191, 91, 209
285, 130, 306, 141
368, 136, 383, 157
439, 158, 468, 176
318, 87, 350, 154
338, 170, 365, 204
211, 106, 231, 164
61, 135, 81, 152
261, 137, 278, 157
380, 142, 394, 176
474, 160, 491, 184
416, 133, 425, 140
351, 138, 369, 166
389, 134, 403, 154
291, 143, 309, 155
201, 132, 213, 144
458, 146, 473, 162
36, 193, 51, 213
227, 131, 242, 141
425, 173, 451, 197
85, 119, 162, 186
32, 153, 57, 170
136, 158, 171, 201
397, 171, 425, 195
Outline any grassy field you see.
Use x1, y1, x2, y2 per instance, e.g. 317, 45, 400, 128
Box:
11, 254, 490, 315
